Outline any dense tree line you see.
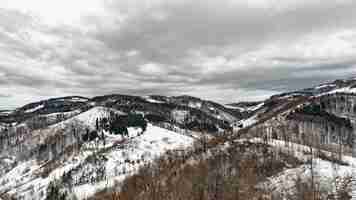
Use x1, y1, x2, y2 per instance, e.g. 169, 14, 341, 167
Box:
111, 102, 232, 133
290, 104, 352, 129
95, 112, 147, 136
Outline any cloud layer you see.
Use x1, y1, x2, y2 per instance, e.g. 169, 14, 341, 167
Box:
1, 0, 356, 108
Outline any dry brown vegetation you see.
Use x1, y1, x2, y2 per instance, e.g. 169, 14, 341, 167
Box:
91, 140, 303, 200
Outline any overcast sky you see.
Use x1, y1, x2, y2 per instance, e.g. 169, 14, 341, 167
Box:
0, 0, 356, 109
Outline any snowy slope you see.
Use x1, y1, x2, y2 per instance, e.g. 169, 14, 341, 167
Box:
0, 124, 194, 200
72, 106, 125, 129
245, 138, 356, 198
142, 96, 165, 104
9, 107, 125, 156
24, 104, 44, 113
73, 124, 194, 199
226, 102, 265, 112
45, 106, 125, 130
327, 86, 356, 95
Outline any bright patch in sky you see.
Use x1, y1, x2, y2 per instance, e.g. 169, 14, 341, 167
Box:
1, 0, 104, 25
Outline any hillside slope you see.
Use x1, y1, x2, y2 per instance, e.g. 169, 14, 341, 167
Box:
0, 122, 194, 200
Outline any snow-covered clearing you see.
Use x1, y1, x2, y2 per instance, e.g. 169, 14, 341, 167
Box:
73, 106, 125, 129
43, 106, 124, 131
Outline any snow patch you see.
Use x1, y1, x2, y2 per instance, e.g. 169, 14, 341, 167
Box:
232, 115, 258, 131
188, 101, 202, 109
315, 83, 336, 89
24, 104, 44, 113
143, 96, 165, 104
171, 110, 189, 123
326, 86, 356, 95
226, 102, 264, 112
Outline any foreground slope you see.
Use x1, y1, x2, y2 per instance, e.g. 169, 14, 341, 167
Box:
0, 122, 194, 200
108, 136, 356, 200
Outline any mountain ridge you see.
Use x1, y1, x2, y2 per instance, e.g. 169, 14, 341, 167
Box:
1, 77, 356, 200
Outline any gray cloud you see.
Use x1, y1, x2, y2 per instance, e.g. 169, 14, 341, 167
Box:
0, 0, 356, 108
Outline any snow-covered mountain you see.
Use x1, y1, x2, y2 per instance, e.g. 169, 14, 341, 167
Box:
0, 94, 239, 200
0, 94, 242, 132
1, 78, 356, 199
0, 106, 194, 200
236, 78, 356, 147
